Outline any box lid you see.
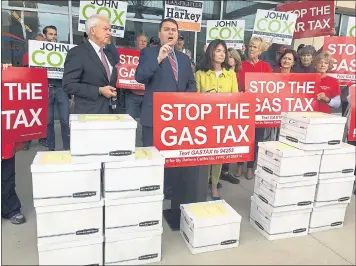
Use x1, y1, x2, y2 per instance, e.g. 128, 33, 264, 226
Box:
38, 236, 103, 251
322, 142, 356, 155
31, 151, 101, 173
313, 202, 349, 211
104, 147, 165, 169
70, 114, 137, 130
105, 228, 163, 242
258, 141, 322, 157
105, 194, 163, 207
36, 200, 103, 214
180, 200, 241, 228
281, 112, 346, 125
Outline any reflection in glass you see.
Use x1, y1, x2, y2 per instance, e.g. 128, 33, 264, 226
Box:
2, 0, 69, 12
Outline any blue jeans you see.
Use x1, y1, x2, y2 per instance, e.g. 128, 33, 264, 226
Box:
47, 86, 70, 150
125, 92, 143, 119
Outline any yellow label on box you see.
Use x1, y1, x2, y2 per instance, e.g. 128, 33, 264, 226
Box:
274, 142, 294, 150
188, 203, 228, 219
79, 115, 123, 122
135, 148, 152, 159
301, 112, 329, 118
40, 152, 71, 164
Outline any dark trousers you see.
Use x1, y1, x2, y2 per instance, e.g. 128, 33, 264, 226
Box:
342, 102, 349, 117
221, 163, 230, 173
47, 86, 70, 150
1, 156, 21, 219
125, 92, 143, 119
238, 128, 265, 169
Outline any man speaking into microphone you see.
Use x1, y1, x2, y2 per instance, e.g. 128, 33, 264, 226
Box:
63, 15, 118, 114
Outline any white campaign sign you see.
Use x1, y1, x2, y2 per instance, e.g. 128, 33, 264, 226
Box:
28, 40, 76, 79
206, 20, 245, 49
346, 17, 355, 37
78, 0, 128, 38
252, 9, 297, 45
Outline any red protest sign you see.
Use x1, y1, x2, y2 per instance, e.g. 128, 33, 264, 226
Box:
323, 37, 356, 87
1, 67, 48, 143
116, 48, 144, 90
277, 0, 334, 39
245, 73, 320, 128
348, 83, 356, 141
153, 93, 256, 168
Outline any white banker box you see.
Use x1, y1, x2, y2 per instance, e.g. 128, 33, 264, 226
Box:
257, 141, 321, 184
279, 112, 346, 150
105, 229, 162, 265
70, 114, 137, 163
36, 200, 103, 245
250, 196, 312, 240
105, 195, 163, 235
104, 147, 165, 200
38, 237, 103, 265
309, 203, 349, 233
319, 143, 356, 179
31, 151, 101, 207
180, 200, 241, 254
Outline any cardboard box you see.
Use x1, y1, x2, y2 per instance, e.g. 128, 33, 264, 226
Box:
179, 200, 241, 254
38, 237, 103, 265
309, 203, 348, 233
104, 147, 165, 200
70, 114, 137, 163
250, 197, 311, 241
279, 112, 346, 150
36, 200, 103, 245
105, 228, 162, 265
319, 143, 356, 179
31, 151, 101, 207
314, 176, 355, 205
257, 141, 321, 184
105, 195, 163, 235
254, 173, 317, 210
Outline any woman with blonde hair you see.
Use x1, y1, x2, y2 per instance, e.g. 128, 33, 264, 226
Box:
196, 39, 238, 200
313, 52, 341, 114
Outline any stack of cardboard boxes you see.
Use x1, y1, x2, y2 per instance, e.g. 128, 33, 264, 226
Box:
250, 112, 355, 240
31, 114, 165, 265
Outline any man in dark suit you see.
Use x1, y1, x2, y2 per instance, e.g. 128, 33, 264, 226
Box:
135, 18, 196, 146
63, 15, 117, 114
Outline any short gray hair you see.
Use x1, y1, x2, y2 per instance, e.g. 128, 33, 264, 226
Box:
85, 15, 110, 35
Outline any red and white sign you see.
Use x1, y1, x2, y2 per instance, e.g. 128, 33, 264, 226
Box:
1, 67, 48, 143
323, 37, 356, 87
153, 93, 256, 167
245, 73, 320, 128
277, 0, 334, 39
116, 48, 144, 90
348, 83, 356, 141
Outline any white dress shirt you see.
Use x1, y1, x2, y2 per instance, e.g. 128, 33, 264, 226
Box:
88, 39, 113, 75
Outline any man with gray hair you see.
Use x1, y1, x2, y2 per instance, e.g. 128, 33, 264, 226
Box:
62, 14, 118, 114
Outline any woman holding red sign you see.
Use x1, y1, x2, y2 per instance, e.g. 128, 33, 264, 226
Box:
196, 39, 238, 200
313, 52, 341, 114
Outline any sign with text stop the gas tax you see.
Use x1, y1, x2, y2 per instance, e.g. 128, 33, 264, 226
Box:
276, 0, 334, 39
323, 37, 356, 87
153, 93, 256, 168
346, 17, 355, 37
116, 48, 144, 90
28, 40, 76, 79
78, 0, 128, 38
252, 9, 297, 45
206, 20, 245, 49
1, 67, 48, 143
245, 73, 320, 128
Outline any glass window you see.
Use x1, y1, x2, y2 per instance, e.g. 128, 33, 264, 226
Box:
340, 15, 355, 36
222, 0, 277, 29
334, 13, 341, 35
2, 0, 69, 13
1, 10, 69, 65
201, 1, 221, 24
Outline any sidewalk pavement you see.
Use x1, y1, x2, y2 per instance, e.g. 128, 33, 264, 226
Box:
2, 124, 355, 265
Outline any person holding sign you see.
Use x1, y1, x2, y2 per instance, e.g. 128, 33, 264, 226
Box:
313, 52, 341, 114
195, 39, 238, 200
237, 36, 272, 180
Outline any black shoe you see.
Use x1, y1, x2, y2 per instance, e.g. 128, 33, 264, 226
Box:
38, 139, 48, 147
10, 213, 25, 225
209, 179, 222, 189
220, 172, 240, 184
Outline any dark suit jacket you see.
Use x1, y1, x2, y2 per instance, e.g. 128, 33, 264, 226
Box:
135, 46, 196, 127
62, 41, 118, 114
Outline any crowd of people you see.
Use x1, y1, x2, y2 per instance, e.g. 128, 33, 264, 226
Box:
1, 15, 355, 226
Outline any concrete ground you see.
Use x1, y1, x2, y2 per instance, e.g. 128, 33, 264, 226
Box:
2, 123, 355, 265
